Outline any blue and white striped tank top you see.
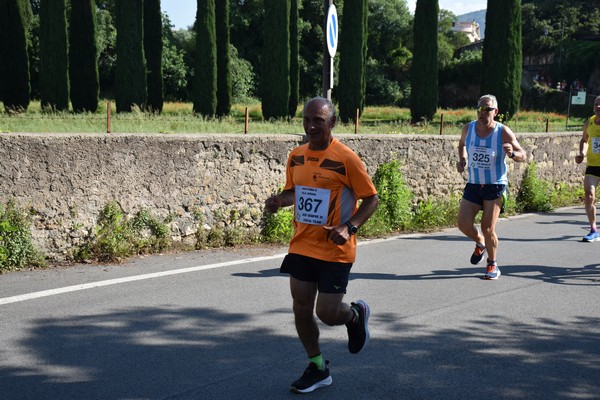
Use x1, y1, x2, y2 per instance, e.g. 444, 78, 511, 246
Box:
465, 121, 508, 184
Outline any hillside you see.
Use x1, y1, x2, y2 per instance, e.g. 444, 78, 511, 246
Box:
456, 9, 486, 39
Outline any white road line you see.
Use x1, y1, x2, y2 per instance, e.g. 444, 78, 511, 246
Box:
0, 234, 415, 306
0, 253, 287, 306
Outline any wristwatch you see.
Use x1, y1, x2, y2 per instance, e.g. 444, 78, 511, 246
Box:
509, 151, 516, 159
345, 221, 358, 235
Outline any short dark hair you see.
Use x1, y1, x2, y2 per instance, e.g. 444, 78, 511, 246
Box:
304, 97, 336, 120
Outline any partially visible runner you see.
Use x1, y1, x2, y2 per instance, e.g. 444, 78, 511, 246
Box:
265, 97, 379, 394
575, 95, 600, 242
456, 94, 527, 280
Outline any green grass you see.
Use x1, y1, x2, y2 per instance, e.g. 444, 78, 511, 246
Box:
0, 101, 587, 135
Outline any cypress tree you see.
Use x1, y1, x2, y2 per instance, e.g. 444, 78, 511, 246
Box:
194, 0, 217, 117
0, 0, 31, 112
144, 0, 163, 113
69, 0, 99, 113
215, 0, 231, 117
39, 0, 69, 111
115, 0, 147, 112
410, 0, 438, 124
338, 0, 368, 123
481, 0, 522, 121
288, 0, 299, 119
261, 0, 290, 120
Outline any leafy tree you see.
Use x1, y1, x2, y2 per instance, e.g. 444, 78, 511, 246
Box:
481, 0, 522, 120
144, 0, 164, 113
366, 58, 406, 106
25, 2, 40, 100
261, 0, 290, 120
363, 0, 413, 106
215, 0, 231, 117
0, 0, 31, 111
298, 0, 330, 98
438, 49, 482, 108
437, 9, 470, 69
39, 0, 69, 111
288, 0, 299, 118
522, 3, 555, 56
96, 6, 117, 98
161, 16, 189, 102
338, 0, 368, 122
367, 0, 411, 78
96, 6, 190, 103
522, 1, 600, 56
230, 0, 264, 95
410, 0, 438, 123
230, 0, 342, 102
161, 42, 188, 101
96, 0, 116, 14
521, 1, 600, 89
193, 0, 217, 117
70, 0, 99, 112
115, 0, 147, 112
165, 26, 195, 101
230, 45, 256, 103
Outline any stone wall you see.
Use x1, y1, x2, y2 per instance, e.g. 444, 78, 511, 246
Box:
0, 132, 584, 261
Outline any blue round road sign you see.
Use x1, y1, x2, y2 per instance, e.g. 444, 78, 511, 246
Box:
326, 4, 338, 58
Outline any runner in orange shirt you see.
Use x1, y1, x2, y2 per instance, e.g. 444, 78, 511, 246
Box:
265, 97, 378, 394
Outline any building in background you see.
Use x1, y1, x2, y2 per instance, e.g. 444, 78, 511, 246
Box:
451, 20, 480, 43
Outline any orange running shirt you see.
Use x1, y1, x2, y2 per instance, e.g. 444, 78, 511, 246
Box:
283, 138, 377, 263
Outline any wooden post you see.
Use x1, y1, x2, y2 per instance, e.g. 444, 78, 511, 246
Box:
355, 108, 359, 134
439, 113, 444, 135
244, 107, 249, 134
545, 118, 549, 132
107, 101, 111, 133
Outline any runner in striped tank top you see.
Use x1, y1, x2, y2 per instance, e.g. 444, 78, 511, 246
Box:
456, 95, 527, 280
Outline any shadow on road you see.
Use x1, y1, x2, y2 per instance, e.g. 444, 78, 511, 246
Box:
232, 263, 600, 286
1, 304, 599, 399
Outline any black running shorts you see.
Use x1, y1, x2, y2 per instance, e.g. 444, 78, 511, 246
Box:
280, 253, 352, 294
585, 166, 600, 178
462, 183, 507, 207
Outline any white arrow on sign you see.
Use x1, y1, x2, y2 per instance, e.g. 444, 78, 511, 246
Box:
326, 4, 338, 58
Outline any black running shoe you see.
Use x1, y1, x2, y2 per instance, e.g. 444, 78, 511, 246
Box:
346, 300, 370, 354
470, 244, 486, 265
290, 361, 332, 394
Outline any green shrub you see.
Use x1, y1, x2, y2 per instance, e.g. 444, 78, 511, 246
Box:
365, 59, 405, 107
0, 200, 46, 272
75, 201, 171, 262
516, 162, 554, 213
410, 195, 460, 231
206, 227, 226, 247
195, 207, 263, 248
550, 183, 584, 208
362, 159, 413, 235
502, 191, 518, 215
263, 208, 294, 244
129, 208, 171, 252
80, 201, 134, 261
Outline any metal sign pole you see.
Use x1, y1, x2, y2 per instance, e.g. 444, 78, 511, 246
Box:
566, 89, 574, 130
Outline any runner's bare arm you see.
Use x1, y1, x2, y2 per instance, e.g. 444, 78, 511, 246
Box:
576, 120, 590, 164
265, 189, 295, 213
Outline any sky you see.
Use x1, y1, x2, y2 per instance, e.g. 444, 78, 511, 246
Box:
161, 0, 487, 30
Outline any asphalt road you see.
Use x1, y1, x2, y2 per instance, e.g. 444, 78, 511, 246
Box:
1, 206, 599, 400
